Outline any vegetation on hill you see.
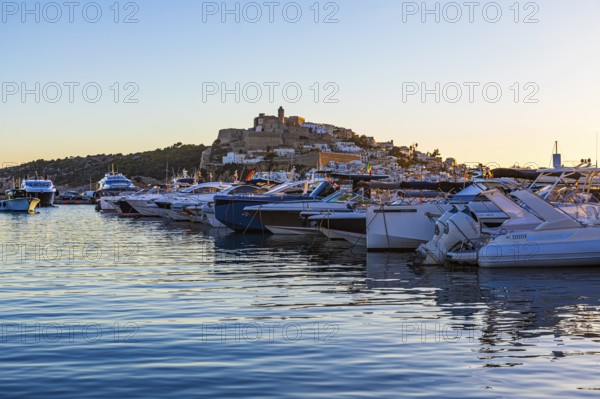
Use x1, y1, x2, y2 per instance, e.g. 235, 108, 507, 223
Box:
0, 143, 207, 189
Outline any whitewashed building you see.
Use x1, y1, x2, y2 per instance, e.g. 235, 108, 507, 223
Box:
274, 148, 296, 157
223, 152, 247, 164
335, 142, 362, 153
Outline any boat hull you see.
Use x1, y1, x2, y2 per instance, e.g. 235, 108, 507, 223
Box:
479, 228, 600, 268
115, 200, 141, 217
203, 209, 227, 228
312, 213, 367, 245
96, 188, 138, 212
165, 208, 191, 222
98, 197, 118, 211
321, 228, 366, 246
246, 202, 353, 235
126, 199, 162, 217
0, 198, 40, 213
366, 203, 451, 251
266, 225, 319, 235
214, 195, 316, 233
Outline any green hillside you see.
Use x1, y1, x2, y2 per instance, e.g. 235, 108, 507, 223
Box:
1, 143, 208, 189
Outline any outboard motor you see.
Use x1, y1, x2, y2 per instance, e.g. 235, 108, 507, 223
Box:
421, 207, 481, 265
417, 206, 460, 262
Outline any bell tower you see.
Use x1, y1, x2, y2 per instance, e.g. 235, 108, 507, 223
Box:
278, 106, 285, 125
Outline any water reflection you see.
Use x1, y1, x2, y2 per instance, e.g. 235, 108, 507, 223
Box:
118, 216, 600, 346
367, 253, 600, 352
2, 208, 599, 396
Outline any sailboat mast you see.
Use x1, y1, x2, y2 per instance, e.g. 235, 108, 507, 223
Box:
596, 132, 598, 167
165, 162, 169, 185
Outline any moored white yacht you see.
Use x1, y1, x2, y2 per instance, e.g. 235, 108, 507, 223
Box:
120, 170, 200, 217
365, 181, 510, 251
95, 170, 138, 211
445, 188, 600, 268
419, 168, 600, 266
192, 184, 274, 228
20, 177, 57, 207
153, 182, 231, 221
121, 187, 171, 217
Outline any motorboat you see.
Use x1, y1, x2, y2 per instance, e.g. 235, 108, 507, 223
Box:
113, 191, 145, 217
244, 190, 372, 235
365, 180, 511, 251
366, 200, 453, 251
186, 181, 283, 228
119, 170, 201, 217
170, 169, 196, 190
419, 167, 600, 265
242, 173, 388, 235
20, 177, 56, 207
213, 180, 337, 233
95, 170, 137, 211
0, 189, 40, 213
447, 188, 600, 268
121, 187, 171, 217
152, 182, 231, 221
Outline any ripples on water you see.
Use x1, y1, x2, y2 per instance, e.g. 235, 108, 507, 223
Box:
1, 207, 600, 398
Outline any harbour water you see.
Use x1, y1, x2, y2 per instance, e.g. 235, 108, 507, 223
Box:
1, 207, 600, 398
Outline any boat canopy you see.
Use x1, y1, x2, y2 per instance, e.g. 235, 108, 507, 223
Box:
491, 168, 541, 180
360, 181, 472, 193
182, 182, 230, 194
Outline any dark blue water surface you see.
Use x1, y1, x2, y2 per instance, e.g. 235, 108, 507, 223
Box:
1, 207, 600, 398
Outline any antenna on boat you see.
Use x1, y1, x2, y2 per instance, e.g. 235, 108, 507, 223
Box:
552, 141, 561, 169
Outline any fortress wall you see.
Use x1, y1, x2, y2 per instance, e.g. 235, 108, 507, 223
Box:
244, 132, 284, 150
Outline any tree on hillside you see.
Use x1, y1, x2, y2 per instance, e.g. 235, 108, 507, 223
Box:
7, 143, 208, 188
354, 135, 370, 149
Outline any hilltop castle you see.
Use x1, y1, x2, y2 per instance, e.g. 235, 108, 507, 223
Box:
216, 107, 354, 153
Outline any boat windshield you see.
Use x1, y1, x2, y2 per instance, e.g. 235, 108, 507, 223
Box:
107, 179, 133, 185
322, 191, 372, 205
266, 181, 314, 195
24, 181, 52, 188
449, 184, 483, 203
223, 185, 268, 195
537, 185, 600, 204
182, 184, 228, 194
141, 188, 169, 195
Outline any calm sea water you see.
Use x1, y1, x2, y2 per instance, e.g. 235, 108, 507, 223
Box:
1, 206, 600, 398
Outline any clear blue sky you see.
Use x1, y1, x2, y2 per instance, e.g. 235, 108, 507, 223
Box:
2, 0, 599, 167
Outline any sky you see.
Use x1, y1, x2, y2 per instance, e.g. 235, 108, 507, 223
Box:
1, 0, 600, 168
